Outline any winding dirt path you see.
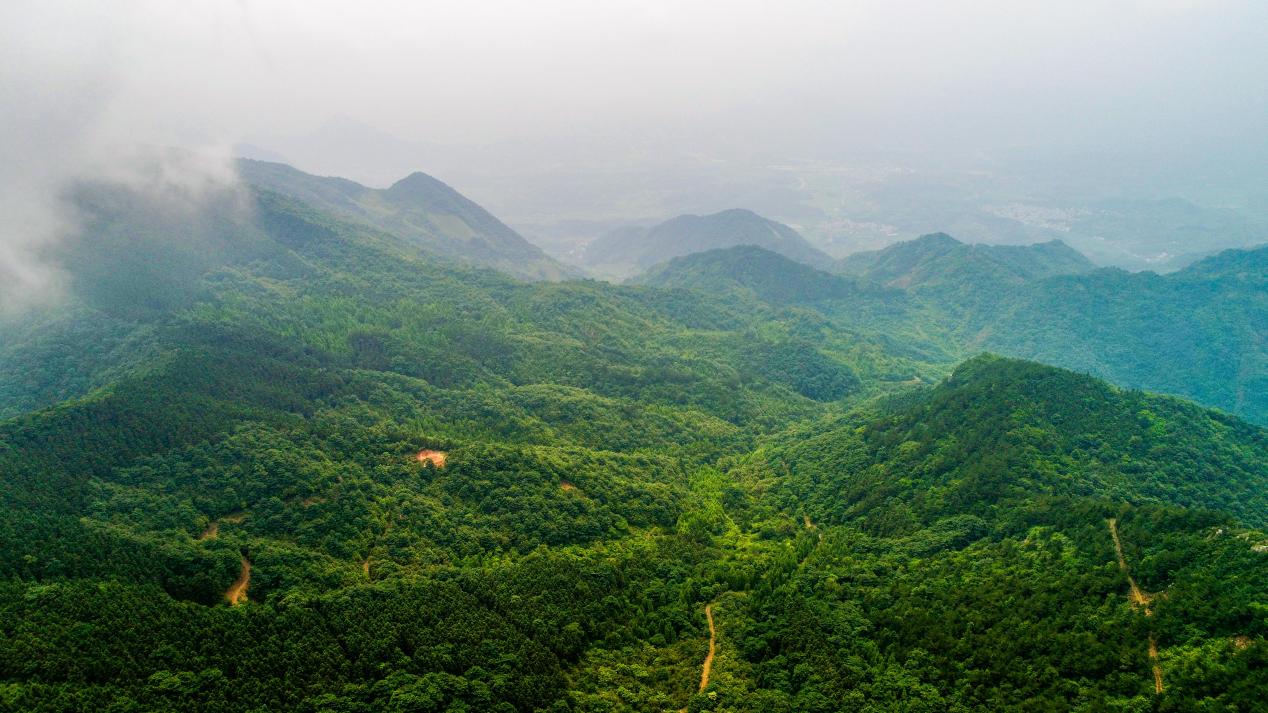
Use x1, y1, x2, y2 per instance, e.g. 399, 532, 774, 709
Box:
1109, 518, 1152, 614
1108, 519, 1163, 694
199, 511, 247, 541
198, 521, 219, 541
225, 554, 251, 606
803, 514, 823, 542
1149, 637, 1163, 694
698, 604, 716, 692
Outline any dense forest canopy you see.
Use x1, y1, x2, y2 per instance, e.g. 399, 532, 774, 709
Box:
1, 167, 1266, 712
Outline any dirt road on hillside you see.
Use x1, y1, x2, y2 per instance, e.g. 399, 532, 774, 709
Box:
698, 604, 716, 692
1108, 519, 1163, 693
225, 554, 251, 605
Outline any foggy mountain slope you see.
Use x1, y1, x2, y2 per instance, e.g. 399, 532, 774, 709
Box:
0, 169, 935, 421
0, 171, 563, 419
581, 208, 833, 280
236, 159, 577, 281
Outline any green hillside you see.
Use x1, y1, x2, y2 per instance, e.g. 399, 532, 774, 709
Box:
976, 254, 1267, 424
642, 240, 1268, 424
837, 232, 1095, 288
636, 245, 896, 307
707, 356, 1268, 711
2, 176, 1266, 712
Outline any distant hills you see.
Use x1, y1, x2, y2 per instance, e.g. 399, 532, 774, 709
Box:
580, 208, 832, 279
636, 244, 895, 308
837, 232, 1096, 288
4, 160, 1268, 710
1173, 243, 1268, 281
639, 239, 1268, 424
237, 159, 575, 281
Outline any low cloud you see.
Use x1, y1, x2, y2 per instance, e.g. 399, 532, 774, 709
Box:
0, 1, 241, 317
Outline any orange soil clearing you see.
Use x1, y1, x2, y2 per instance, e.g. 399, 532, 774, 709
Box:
225, 555, 251, 606
560, 481, 578, 492
1108, 519, 1163, 693
416, 450, 447, 467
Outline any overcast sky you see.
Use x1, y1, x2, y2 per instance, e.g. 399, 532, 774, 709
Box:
4, 0, 1266, 185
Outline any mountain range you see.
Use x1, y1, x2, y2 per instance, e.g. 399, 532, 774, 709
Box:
836, 232, 1096, 287
640, 236, 1268, 425
2, 162, 1267, 711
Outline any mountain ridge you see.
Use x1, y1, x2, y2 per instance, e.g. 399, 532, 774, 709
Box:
837, 232, 1096, 288
581, 208, 833, 280
236, 158, 576, 281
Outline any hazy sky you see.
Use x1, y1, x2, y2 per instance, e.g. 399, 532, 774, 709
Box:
4, 0, 1266, 180
2, 0, 1266, 306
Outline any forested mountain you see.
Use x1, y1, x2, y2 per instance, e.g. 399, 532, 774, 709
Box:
581, 209, 833, 280
3, 169, 1267, 712
976, 254, 1267, 425
635, 245, 895, 307
644, 240, 1268, 425
836, 232, 1095, 288
714, 356, 1268, 710
1173, 243, 1268, 281
236, 159, 574, 280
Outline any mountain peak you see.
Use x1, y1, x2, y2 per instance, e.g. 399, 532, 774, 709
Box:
913, 232, 963, 248
237, 160, 574, 280
712, 207, 761, 219
838, 233, 1093, 287
582, 208, 832, 279
385, 170, 453, 198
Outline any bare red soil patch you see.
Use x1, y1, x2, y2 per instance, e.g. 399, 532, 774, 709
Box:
416, 450, 447, 468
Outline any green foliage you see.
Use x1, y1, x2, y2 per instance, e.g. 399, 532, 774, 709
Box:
2, 179, 1267, 711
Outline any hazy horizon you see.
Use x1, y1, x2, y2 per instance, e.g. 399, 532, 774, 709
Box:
4, 0, 1267, 295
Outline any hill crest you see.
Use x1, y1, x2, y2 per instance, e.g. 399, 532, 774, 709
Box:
581, 208, 833, 280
